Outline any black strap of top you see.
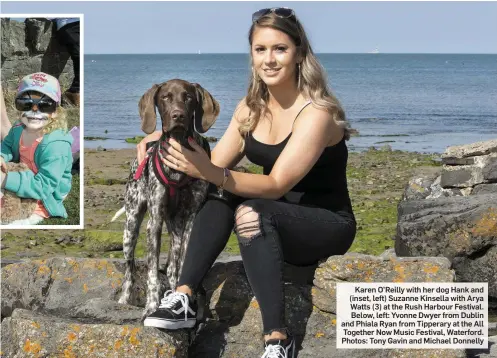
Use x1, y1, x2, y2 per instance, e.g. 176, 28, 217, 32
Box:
291, 100, 312, 130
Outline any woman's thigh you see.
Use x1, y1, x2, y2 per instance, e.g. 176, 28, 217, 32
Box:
238, 199, 356, 266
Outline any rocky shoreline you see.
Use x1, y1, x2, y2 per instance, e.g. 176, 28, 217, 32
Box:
1, 140, 496, 357
1, 145, 440, 258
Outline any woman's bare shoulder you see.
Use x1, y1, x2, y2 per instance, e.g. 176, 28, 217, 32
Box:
296, 103, 344, 141
233, 97, 250, 120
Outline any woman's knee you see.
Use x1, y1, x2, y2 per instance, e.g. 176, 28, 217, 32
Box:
234, 199, 271, 245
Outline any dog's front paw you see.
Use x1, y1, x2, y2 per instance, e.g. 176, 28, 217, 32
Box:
141, 305, 158, 322
118, 294, 130, 306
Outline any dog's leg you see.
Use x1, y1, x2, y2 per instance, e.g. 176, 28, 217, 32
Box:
143, 185, 166, 319
119, 180, 147, 306
165, 217, 184, 291
177, 211, 196, 282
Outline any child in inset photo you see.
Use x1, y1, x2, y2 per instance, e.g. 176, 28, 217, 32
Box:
0, 72, 73, 225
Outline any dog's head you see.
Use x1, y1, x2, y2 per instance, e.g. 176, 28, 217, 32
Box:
138, 79, 220, 141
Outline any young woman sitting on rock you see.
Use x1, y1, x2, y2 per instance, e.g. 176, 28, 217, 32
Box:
136, 8, 357, 358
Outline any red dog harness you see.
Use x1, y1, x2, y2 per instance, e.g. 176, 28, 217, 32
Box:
133, 140, 192, 196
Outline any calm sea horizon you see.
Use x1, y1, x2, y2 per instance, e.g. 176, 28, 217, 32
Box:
84, 53, 497, 154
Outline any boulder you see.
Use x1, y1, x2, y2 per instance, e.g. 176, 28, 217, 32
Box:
312, 250, 454, 313
1, 309, 188, 357
190, 251, 462, 358
1, 18, 74, 90
473, 184, 497, 195
467, 335, 497, 358
396, 194, 497, 300
0, 257, 168, 319
442, 140, 497, 162
0, 255, 482, 357
440, 139, 497, 188
441, 154, 497, 188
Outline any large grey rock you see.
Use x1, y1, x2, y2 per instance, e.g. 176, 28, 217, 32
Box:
396, 194, 497, 299
1, 18, 74, 90
190, 252, 459, 358
0, 257, 168, 319
473, 183, 497, 195
452, 245, 497, 296
441, 164, 485, 188
467, 335, 497, 358
0, 18, 28, 59
402, 169, 441, 200
484, 155, 497, 181
1, 309, 188, 357
441, 154, 497, 188
442, 140, 497, 162
312, 249, 454, 314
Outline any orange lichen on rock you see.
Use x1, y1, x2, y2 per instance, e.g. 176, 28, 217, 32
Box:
423, 265, 440, 275
23, 339, 41, 355
447, 228, 472, 253
37, 265, 50, 276
63, 345, 76, 358
114, 340, 123, 350
121, 326, 129, 337
157, 345, 176, 356
67, 332, 77, 342
362, 269, 374, 282
129, 327, 141, 346
67, 260, 80, 275
472, 208, 497, 236
331, 318, 336, 326
64, 277, 73, 284
393, 264, 406, 282
31, 322, 40, 329
83, 283, 88, 293
250, 300, 260, 309
315, 332, 325, 338
88, 344, 96, 354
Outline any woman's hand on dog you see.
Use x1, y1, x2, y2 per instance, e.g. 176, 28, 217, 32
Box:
137, 131, 161, 164
163, 137, 218, 183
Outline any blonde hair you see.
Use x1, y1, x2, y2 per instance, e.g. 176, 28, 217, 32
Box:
239, 12, 357, 149
42, 106, 68, 135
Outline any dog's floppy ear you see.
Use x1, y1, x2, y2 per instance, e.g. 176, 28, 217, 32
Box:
193, 83, 220, 133
138, 84, 160, 134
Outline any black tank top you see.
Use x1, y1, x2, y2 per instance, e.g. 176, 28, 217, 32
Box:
244, 102, 354, 217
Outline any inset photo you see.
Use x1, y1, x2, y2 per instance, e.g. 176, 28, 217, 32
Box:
0, 15, 83, 229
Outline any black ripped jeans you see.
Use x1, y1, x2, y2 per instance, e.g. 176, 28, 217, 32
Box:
178, 186, 356, 335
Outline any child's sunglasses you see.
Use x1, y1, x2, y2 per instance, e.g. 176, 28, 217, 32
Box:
252, 7, 296, 23
15, 94, 57, 113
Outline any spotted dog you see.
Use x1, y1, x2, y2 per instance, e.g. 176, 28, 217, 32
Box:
114, 79, 219, 318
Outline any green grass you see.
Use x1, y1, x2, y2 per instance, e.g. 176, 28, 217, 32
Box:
125, 136, 145, 144
42, 174, 80, 225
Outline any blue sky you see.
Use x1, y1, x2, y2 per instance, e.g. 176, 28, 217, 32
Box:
2, 1, 496, 54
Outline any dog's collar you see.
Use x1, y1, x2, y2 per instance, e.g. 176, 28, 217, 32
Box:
133, 135, 194, 196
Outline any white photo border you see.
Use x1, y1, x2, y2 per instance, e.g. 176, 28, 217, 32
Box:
0, 14, 85, 230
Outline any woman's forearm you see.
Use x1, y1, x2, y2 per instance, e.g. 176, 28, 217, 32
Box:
204, 164, 283, 200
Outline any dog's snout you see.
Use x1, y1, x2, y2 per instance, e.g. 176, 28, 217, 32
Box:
171, 110, 186, 121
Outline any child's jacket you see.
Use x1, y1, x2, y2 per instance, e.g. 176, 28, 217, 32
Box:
1, 122, 74, 218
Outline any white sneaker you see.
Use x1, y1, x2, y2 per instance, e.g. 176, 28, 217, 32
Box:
261, 337, 295, 358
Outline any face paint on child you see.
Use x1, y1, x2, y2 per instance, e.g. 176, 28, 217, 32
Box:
19, 92, 53, 131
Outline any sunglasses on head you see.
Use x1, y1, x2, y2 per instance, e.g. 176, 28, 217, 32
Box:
252, 7, 296, 23
15, 93, 57, 113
